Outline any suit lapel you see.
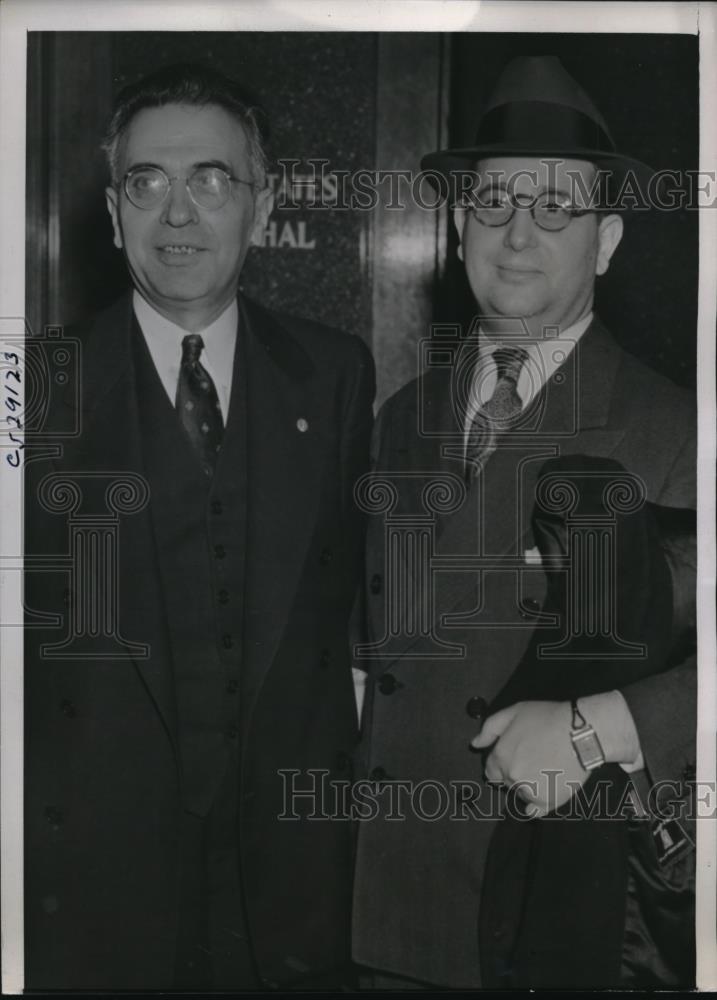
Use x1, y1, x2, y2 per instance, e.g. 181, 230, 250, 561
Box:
57, 294, 179, 750
239, 297, 326, 719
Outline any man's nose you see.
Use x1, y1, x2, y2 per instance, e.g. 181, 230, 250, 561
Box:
503, 205, 538, 251
160, 177, 199, 227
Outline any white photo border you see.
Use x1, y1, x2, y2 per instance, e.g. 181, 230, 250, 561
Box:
1, 1, 714, 993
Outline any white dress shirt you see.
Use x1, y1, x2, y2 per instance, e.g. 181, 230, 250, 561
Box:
132, 291, 237, 422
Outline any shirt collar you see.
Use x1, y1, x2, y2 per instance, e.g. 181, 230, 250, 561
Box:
132, 292, 238, 421
132, 291, 238, 347
480, 312, 593, 354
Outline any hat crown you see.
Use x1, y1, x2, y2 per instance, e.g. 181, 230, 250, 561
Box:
419, 53, 655, 197
482, 56, 613, 144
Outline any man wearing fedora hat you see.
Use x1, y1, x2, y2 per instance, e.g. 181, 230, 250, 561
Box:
352, 56, 696, 988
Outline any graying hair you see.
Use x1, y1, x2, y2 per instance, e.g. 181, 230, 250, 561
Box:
101, 62, 270, 189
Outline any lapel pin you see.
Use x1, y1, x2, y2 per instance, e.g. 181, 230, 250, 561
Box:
296, 418, 309, 433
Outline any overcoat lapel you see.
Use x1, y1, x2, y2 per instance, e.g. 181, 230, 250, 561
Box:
239, 297, 327, 720
390, 366, 462, 516
373, 319, 627, 668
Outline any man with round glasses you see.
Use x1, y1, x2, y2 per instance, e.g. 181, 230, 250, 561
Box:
468, 183, 598, 231
123, 163, 253, 212
103, 89, 272, 336
353, 56, 696, 989
25, 63, 374, 991
454, 154, 623, 344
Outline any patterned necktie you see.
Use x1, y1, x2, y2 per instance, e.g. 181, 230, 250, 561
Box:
465, 345, 528, 481
175, 333, 225, 476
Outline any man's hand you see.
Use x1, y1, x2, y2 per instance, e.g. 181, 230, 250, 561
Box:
471, 700, 587, 817
471, 691, 644, 817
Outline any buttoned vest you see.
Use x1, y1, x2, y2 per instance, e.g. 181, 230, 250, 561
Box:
132, 319, 248, 816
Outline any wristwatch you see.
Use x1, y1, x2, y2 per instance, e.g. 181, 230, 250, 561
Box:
569, 699, 606, 771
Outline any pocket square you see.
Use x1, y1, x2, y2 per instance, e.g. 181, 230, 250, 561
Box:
524, 546, 542, 565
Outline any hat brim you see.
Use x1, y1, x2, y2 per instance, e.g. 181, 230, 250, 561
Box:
421, 146, 656, 210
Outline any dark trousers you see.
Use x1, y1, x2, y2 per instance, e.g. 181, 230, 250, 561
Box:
173, 746, 259, 991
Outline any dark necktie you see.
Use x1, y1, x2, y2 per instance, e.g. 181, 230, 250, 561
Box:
465, 345, 528, 481
175, 333, 225, 475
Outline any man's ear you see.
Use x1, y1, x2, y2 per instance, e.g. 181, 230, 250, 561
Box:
595, 212, 623, 275
105, 187, 123, 250
250, 186, 274, 246
453, 205, 466, 262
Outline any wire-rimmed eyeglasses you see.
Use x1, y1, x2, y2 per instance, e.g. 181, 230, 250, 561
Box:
466, 188, 599, 232
122, 165, 255, 211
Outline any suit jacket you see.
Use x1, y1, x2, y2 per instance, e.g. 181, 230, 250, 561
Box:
352, 317, 695, 987
24, 292, 375, 989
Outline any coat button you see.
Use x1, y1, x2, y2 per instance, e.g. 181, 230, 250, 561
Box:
227, 724, 239, 740
370, 573, 382, 595
319, 648, 331, 669
370, 766, 387, 782
319, 546, 333, 566
520, 597, 541, 617
211, 500, 223, 515
378, 673, 400, 695
222, 634, 234, 649
226, 679, 238, 695
60, 699, 76, 718
466, 696, 488, 724
214, 544, 226, 559
218, 589, 229, 604
44, 806, 64, 829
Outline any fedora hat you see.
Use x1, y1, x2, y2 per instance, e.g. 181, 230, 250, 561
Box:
422, 56, 655, 200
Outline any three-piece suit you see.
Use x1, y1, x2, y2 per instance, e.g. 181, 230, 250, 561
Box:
24, 292, 374, 989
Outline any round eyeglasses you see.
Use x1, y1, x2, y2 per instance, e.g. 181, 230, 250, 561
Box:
467, 190, 597, 233
122, 165, 255, 211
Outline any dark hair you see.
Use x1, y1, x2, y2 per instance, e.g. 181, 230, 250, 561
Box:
101, 62, 270, 187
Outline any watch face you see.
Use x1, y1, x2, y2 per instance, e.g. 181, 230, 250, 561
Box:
571, 726, 605, 770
